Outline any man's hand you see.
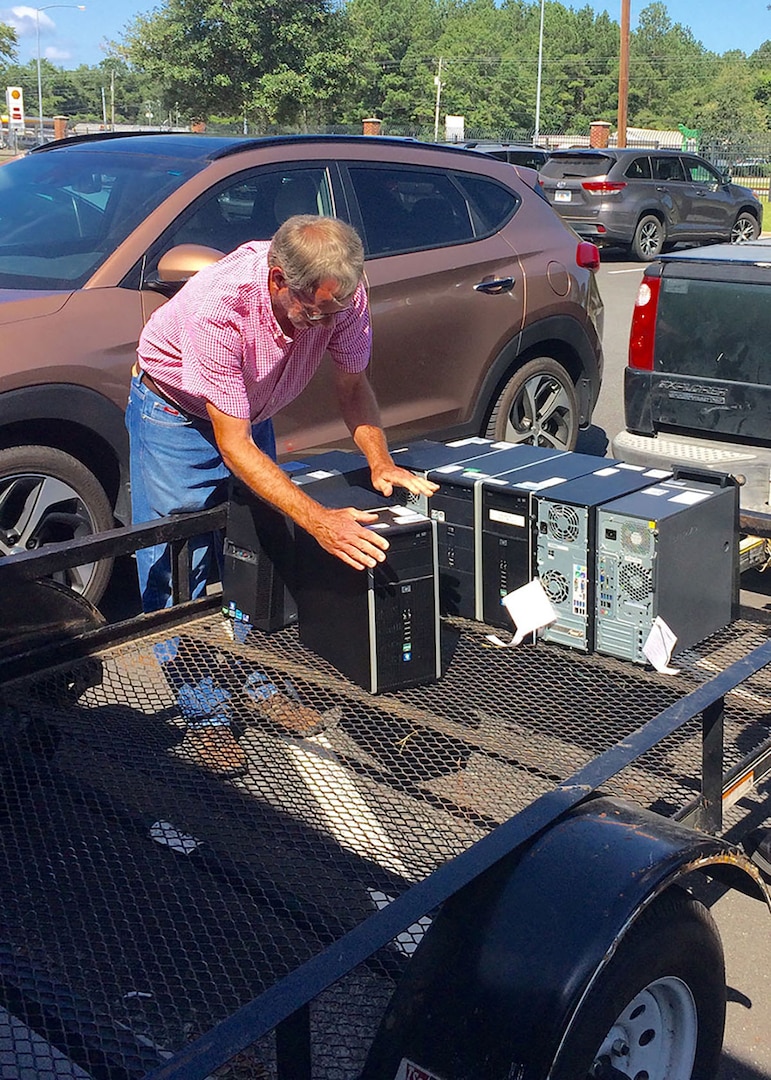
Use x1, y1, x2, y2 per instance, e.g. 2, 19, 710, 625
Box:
370, 463, 440, 499
310, 506, 390, 570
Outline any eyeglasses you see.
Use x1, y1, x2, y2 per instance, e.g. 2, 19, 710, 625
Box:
288, 286, 354, 322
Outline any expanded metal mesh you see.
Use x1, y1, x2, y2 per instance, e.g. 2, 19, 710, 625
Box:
0, 612, 770, 1078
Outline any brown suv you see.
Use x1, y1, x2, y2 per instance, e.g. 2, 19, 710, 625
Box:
0, 133, 604, 602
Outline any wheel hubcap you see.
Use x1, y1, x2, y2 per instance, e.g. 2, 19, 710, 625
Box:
731, 218, 755, 243
0, 472, 99, 595
590, 976, 698, 1080
639, 223, 660, 257
506, 373, 574, 450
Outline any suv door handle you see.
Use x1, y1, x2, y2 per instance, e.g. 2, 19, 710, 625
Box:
474, 277, 515, 294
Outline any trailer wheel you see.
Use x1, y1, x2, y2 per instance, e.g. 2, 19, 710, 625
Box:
550, 887, 725, 1080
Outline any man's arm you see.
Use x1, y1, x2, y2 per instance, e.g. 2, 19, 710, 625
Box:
334, 369, 438, 498
206, 402, 388, 570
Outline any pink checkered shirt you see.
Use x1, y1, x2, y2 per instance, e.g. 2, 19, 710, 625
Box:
137, 241, 371, 422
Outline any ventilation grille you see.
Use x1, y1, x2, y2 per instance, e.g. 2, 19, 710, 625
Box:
541, 569, 570, 605
619, 561, 653, 603
621, 521, 653, 558
548, 504, 580, 542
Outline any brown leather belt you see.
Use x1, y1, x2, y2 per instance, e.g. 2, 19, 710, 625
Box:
133, 364, 185, 412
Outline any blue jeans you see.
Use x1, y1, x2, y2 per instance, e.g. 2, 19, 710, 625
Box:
126, 373, 277, 730
126, 372, 276, 612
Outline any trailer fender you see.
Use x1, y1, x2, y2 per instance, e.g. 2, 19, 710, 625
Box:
362, 794, 767, 1080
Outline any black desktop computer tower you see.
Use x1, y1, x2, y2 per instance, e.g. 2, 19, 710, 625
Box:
221, 457, 381, 634
479, 453, 620, 627
595, 472, 739, 663
221, 479, 298, 633
426, 443, 573, 619
389, 437, 510, 512
535, 464, 674, 652
294, 486, 441, 693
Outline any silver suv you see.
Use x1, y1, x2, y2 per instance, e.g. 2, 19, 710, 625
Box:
540, 148, 762, 261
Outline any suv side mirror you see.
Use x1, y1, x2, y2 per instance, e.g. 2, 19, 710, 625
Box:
145, 243, 226, 296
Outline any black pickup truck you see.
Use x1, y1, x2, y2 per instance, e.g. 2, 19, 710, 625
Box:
612, 238, 771, 539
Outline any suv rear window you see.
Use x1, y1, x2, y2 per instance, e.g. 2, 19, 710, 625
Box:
540, 154, 616, 179
656, 277, 771, 381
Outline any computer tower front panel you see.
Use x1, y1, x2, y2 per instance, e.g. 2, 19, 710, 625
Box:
221, 480, 298, 633
295, 498, 440, 694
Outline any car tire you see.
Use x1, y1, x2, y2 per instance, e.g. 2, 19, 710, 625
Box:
731, 212, 760, 244
632, 214, 666, 261
0, 445, 114, 606
549, 886, 725, 1080
485, 356, 579, 451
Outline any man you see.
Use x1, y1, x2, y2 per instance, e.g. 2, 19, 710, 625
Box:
126, 215, 436, 771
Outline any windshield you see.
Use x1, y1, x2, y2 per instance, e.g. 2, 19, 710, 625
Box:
0, 147, 203, 290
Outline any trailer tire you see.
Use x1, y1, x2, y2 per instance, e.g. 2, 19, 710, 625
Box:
549, 886, 725, 1080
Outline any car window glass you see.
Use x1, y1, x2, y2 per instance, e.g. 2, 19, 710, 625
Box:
164, 167, 333, 254
625, 156, 651, 179
681, 157, 720, 184
0, 149, 201, 289
656, 278, 771, 383
506, 149, 549, 170
540, 154, 615, 178
652, 157, 686, 182
452, 173, 519, 236
348, 166, 474, 256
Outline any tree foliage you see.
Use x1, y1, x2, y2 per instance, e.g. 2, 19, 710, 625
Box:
1, 1, 769, 140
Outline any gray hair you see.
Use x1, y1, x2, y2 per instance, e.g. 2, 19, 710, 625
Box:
268, 215, 364, 298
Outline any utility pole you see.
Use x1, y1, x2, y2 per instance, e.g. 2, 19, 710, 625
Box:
433, 57, 443, 142
617, 0, 630, 147
534, 0, 545, 145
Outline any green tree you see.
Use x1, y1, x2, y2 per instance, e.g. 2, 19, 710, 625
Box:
113, 0, 357, 128
344, 0, 448, 128
0, 20, 16, 64
628, 2, 707, 128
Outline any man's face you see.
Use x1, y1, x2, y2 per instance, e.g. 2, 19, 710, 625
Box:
270, 269, 355, 331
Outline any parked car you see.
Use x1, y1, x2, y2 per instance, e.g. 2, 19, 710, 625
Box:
0, 132, 604, 603
611, 238, 771, 534
443, 141, 551, 171
539, 147, 763, 260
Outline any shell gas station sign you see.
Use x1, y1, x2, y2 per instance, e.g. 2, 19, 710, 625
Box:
5, 86, 25, 132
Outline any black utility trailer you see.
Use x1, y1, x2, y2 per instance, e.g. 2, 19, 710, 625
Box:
1, 508, 771, 1080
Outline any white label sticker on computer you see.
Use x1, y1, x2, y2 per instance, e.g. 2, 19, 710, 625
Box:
489, 509, 526, 527
669, 490, 711, 505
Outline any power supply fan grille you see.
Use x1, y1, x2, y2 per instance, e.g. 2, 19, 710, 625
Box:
541, 569, 569, 605
548, 503, 580, 542
619, 561, 653, 603
621, 521, 653, 557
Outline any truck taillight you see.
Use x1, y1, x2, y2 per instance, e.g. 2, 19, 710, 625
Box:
581, 181, 627, 194
628, 275, 661, 371
576, 241, 601, 271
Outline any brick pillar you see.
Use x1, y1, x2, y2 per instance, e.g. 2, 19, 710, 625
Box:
589, 121, 611, 149
362, 117, 382, 136
53, 115, 68, 141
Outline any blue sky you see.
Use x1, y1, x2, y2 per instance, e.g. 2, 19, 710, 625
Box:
2, 0, 769, 69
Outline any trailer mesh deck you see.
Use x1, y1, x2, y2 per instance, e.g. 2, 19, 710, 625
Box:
1, 611, 770, 1078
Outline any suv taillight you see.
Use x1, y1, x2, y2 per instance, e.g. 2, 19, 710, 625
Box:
576, 241, 601, 271
628, 275, 661, 371
581, 181, 627, 194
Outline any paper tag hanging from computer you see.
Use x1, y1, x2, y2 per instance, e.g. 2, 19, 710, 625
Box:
642, 616, 680, 674
487, 578, 558, 648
